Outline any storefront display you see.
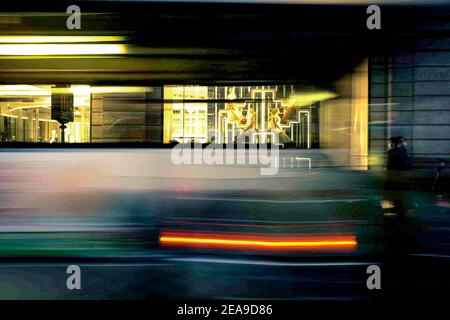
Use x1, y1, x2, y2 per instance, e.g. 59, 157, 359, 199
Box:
163, 85, 320, 147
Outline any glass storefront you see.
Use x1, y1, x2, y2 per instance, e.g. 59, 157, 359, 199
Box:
1, 84, 334, 148
0, 85, 90, 143
0, 80, 369, 169
164, 86, 209, 144
163, 85, 331, 147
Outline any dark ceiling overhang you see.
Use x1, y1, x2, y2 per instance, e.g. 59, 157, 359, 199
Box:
0, 1, 449, 86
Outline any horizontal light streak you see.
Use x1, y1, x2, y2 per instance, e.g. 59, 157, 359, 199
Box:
0, 36, 126, 43
0, 85, 150, 96
0, 114, 58, 122
0, 85, 49, 95
0, 44, 126, 55
53, 86, 152, 94
161, 236, 356, 247
10, 105, 50, 112
160, 231, 357, 251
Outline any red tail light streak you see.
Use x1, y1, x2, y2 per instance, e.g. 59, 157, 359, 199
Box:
159, 231, 357, 252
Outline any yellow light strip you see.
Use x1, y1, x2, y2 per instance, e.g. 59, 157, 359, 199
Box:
90, 86, 151, 93
0, 44, 127, 55
0, 36, 126, 43
0, 92, 48, 96
0, 114, 58, 122
11, 105, 50, 112
0, 85, 49, 96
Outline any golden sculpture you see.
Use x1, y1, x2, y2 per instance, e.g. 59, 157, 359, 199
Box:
242, 108, 256, 132
268, 107, 290, 140
226, 87, 245, 124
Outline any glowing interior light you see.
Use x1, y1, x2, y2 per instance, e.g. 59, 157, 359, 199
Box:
10, 105, 50, 112
0, 44, 127, 55
0, 36, 126, 43
90, 87, 152, 94
160, 231, 357, 251
287, 92, 337, 107
0, 85, 50, 95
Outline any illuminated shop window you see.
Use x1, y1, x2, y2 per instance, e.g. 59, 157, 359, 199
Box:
0, 85, 90, 143
164, 86, 208, 143
163, 85, 334, 147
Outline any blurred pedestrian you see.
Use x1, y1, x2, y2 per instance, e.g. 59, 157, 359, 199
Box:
386, 136, 412, 171
383, 136, 418, 257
